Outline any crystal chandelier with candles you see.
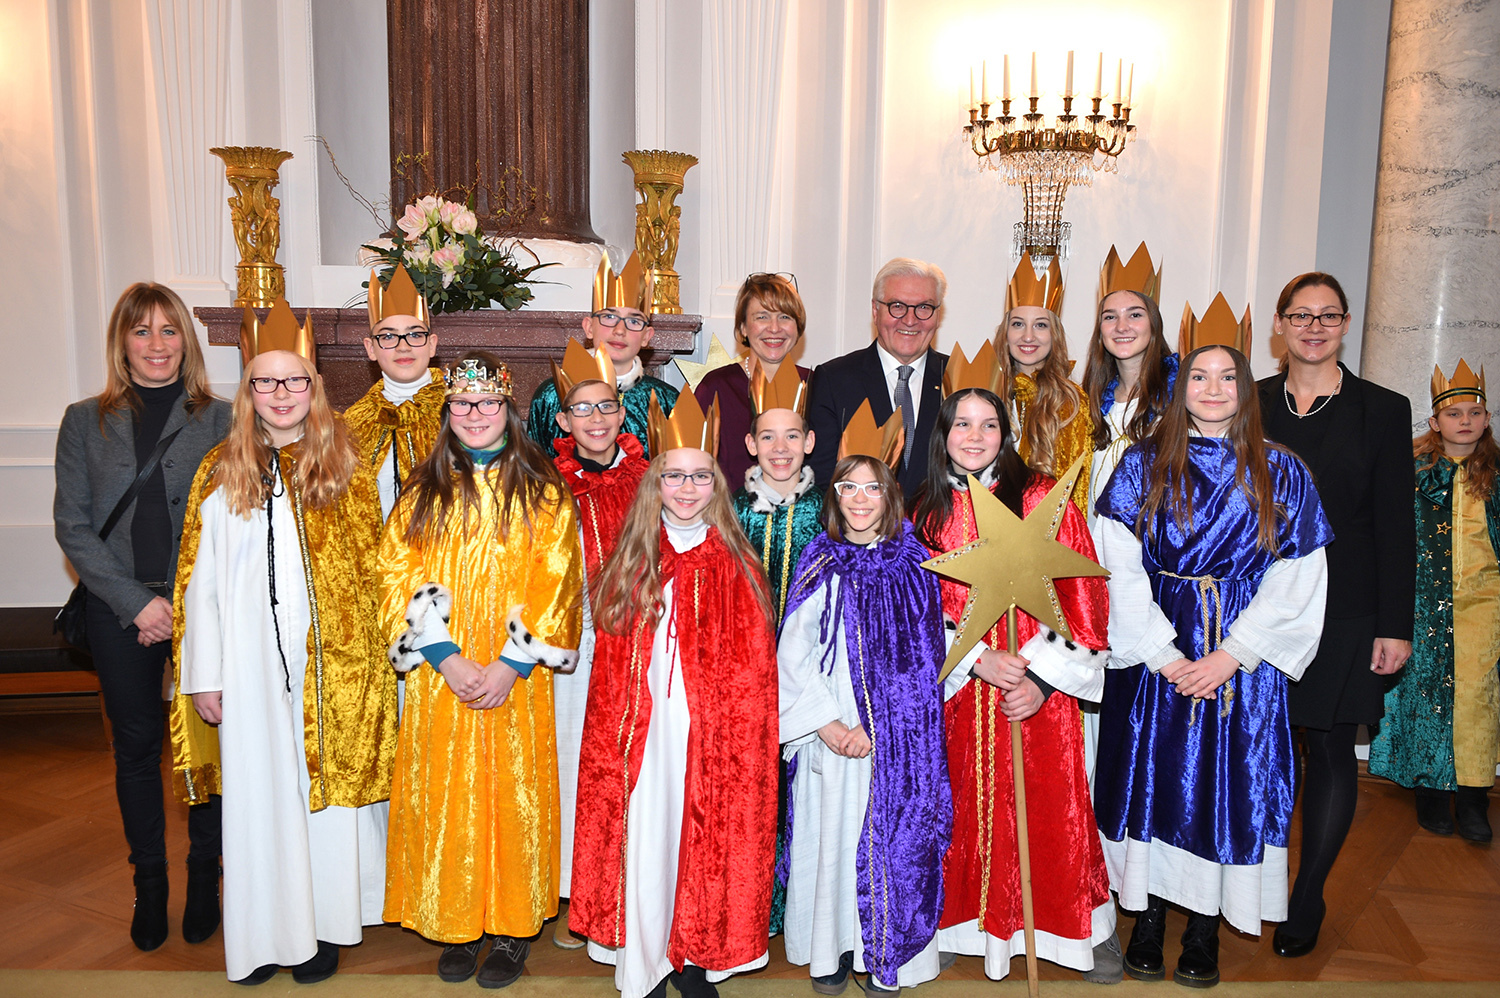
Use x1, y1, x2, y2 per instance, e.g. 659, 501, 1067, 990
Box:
963, 52, 1138, 264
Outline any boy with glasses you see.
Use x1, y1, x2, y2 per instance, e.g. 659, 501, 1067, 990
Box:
528, 251, 678, 457
344, 264, 446, 520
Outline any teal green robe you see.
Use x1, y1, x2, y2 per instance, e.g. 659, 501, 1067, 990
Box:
1370, 456, 1500, 790
527, 372, 678, 458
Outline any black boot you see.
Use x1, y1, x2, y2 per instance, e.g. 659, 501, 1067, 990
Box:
291, 940, 339, 984
182, 857, 221, 943
1456, 786, 1493, 842
130, 862, 169, 952
669, 964, 719, 998
1415, 787, 1455, 835
1124, 894, 1167, 981
1173, 911, 1220, 988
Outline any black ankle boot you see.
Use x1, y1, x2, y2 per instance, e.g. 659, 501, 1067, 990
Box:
1415, 787, 1455, 835
182, 857, 221, 943
130, 862, 169, 951
669, 964, 719, 998
1173, 911, 1220, 988
1124, 894, 1167, 981
1456, 786, 1493, 842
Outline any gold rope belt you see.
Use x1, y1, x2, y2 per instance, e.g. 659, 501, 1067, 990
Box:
1156, 569, 1235, 721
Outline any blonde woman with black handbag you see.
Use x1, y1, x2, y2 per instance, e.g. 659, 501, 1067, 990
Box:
52, 283, 231, 951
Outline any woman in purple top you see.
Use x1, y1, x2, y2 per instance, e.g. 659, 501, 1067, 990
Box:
694, 273, 812, 486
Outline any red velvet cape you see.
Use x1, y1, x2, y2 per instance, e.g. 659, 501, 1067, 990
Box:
554, 433, 649, 575
930, 477, 1112, 941
570, 524, 779, 971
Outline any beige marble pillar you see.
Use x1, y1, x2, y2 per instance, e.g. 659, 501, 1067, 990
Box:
1361, 0, 1500, 425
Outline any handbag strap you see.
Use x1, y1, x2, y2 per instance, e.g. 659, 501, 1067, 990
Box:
99, 426, 185, 542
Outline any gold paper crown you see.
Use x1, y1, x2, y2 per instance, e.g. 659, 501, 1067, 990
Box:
1005, 256, 1065, 314
1179, 294, 1252, 356
552, 338, 617, 399
593, 250, 654, 314
1099, 242, 1162, 302
837, 399, 905, 469
1432, 359, 1487, 409
239, 299, 316, 366
648, 388, 720, 455
444, 358, 513, 398
943, 341, 1005, 398
367, 264, 431, 329
747, 357, 808, 417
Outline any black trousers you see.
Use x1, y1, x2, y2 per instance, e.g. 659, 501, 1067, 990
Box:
86, 593, 220, 867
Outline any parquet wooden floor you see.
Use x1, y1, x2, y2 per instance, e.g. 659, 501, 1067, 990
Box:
1, 708, 1495, 985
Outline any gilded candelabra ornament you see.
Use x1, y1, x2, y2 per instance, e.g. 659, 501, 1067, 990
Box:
210, 146, 294, 307
622, 149, 698, 314
963, 53, 1139, 264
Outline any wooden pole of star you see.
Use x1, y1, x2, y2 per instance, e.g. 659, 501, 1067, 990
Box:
920, 455, 1107, 998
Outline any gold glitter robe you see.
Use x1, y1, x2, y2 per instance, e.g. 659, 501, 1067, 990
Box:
169, 444, 398, 811
341, 369, 446, 518
379, 474, 584, 942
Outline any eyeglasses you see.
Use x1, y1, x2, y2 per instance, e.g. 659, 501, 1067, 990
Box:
660, 470, 714, 487
1280, 311, 1348, 328
833, 480, 886, 498
876, 300, 938, 320
748, 271, 799, 292
447, 398, 505, 416
592, 311, 649, 332
564, 399, 622, 417
249, 376, 312, 394
370, 330, 431, 349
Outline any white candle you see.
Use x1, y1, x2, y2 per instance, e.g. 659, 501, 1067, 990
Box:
1003, 54, 1010, 101
1115, 58, 1123, 102
1065, 51, 1074, 97
970, 66, 975, 107
1125, 62, 1135, 106
1030, 52, 1038, 98
982, 60, 988, 104
1094, 53, 1104, 98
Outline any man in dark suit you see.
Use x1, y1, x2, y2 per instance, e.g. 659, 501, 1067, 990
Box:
807, 258, 949, 496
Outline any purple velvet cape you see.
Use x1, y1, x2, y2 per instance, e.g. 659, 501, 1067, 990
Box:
782, 520, 953, 983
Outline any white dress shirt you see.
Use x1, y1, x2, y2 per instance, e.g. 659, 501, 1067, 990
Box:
874, 343, 927, 425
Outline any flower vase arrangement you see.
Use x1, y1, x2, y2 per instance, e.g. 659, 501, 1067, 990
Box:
360, 196, 552, 312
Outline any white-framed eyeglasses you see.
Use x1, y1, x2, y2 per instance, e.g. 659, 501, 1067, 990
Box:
833, 480, 886, 498
660, 470, 714, 487
447, 398, 505, 416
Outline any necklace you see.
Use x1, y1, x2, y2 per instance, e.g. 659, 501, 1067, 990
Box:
1285, 367, 1343, 419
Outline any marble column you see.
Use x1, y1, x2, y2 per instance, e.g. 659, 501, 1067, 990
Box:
1361, 0, 1500, 425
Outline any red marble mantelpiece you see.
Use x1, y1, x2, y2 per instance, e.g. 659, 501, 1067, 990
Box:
195, 308, 701, 410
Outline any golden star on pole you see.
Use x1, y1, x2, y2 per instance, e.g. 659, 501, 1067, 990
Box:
673, 334, 737, 390
921, 454, 1108, 680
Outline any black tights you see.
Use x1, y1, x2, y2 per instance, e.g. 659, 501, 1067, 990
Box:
1285, 722, 1359, 933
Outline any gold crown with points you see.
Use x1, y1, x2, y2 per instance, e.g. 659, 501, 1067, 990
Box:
444, 358, 513, 398
837, 399, 905, 469
593, 250, 654, 314
1005, 256, 1065, 314
552, 338, 617, 399
1099, 242, 1162, 302
747, 357, 808, 417
943, 341, 1005, 398
367, 263, 431, 329
648, 388, 719, 455
239, 299, 316, 366
1432, 359, 1487, 409
1179, 294, 1252, 357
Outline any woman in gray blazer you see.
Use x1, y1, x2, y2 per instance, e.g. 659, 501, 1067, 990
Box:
53, 283, 232, 951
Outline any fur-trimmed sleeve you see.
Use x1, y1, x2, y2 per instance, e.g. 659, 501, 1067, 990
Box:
501, 486, 584, 672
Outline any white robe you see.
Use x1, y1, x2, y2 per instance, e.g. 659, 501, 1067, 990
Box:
587, 517, 769, 998
778, 573, 942, 990
179, 481, 387, 980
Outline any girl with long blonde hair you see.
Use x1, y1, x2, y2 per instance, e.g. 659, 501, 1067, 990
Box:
571, 402, 780, 998
378, 349, 583, 987
172, 328, 396, 985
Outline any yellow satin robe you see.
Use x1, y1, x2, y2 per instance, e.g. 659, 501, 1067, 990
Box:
1012, 373, 1094, 513
169, 444, 398, 811
379, 473, 584, 942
